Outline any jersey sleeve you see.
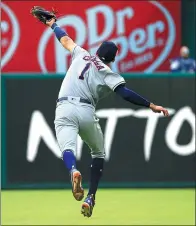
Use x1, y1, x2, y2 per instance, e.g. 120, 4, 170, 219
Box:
104, 71, 126, 91
72, 45, 88, 61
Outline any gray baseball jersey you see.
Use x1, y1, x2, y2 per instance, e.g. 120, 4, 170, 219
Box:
55, 46, 125, 158
58, 46, 125, 106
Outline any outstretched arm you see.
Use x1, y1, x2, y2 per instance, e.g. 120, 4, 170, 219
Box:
46, 18, 76, 52
115, 84, 169, 116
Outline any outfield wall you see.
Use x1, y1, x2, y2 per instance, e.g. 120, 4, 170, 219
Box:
1, 73, 195, 189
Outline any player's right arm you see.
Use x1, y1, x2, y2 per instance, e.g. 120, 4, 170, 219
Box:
46, 18, 76, 53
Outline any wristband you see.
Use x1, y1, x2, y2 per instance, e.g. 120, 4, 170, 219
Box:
51, 22, 58, 30
51, 23, 68, 41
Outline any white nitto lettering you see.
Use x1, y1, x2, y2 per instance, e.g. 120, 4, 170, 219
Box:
26, 107, 195, 163
38, 2, 175, 73
1, 2, 20, 69
165, 107, 195, 156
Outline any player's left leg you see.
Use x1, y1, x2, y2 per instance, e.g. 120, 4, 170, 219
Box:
79, 113, 105, 217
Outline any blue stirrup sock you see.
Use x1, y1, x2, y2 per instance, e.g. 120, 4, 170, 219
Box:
62, 150, 77, 172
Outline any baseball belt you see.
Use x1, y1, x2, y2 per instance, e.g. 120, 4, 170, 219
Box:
56, 97, 92, 105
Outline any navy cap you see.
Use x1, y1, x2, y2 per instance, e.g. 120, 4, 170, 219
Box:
96, 41, 118, 63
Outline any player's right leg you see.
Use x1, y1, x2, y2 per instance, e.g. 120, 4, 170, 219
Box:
54, 102, 84, 201
79, 108, 105, 217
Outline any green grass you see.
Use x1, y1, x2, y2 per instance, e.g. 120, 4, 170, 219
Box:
1, 189, 195, 225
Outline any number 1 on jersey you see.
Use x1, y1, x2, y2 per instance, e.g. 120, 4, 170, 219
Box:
79, 63, 91, 80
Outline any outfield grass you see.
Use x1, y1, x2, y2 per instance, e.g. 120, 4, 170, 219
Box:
1, 189, 195, 225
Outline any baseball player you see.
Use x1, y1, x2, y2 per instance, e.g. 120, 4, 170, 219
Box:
31, 7, 169, 218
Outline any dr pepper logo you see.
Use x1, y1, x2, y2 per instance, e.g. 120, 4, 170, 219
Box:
1, 2, 20, 69
39, 1, 175, 73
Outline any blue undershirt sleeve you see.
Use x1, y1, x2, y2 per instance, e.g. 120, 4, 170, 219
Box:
115, 84, 150, 108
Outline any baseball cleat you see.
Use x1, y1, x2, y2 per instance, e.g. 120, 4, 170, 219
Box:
71, 170, 84, 201
81, 195, 95, 217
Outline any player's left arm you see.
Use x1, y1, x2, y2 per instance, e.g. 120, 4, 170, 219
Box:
104, 72, 169, 116
114, 84, 169, 116
46, 19, 76, 52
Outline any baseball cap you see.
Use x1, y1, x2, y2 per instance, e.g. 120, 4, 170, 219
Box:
96, 41, 118, 63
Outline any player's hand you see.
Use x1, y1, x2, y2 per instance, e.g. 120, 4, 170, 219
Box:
46, 18, 56, 27
150, 103, 169, 116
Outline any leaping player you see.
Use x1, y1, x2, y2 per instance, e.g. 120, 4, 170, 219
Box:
31, 7, 169, 218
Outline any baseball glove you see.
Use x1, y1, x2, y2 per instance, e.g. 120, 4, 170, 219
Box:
31, 6, 57, 24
